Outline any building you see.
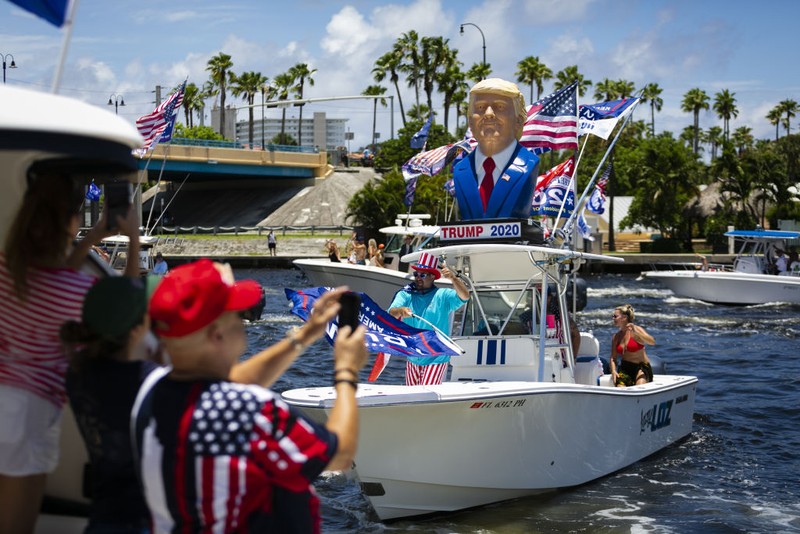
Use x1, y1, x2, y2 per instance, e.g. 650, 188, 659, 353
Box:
210, 105, 237, 141
234, 112, 347, 151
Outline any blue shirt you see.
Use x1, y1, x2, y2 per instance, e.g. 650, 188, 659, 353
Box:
389, 286, 467, 365
151, 260, 168, 275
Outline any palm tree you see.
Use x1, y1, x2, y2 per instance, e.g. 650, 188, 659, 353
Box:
230, 71, 267, 146
272, 71, 294, 144
778, 98, 799, 136
289, 63, 316, 146
466, 62, 491, 84
453, 87, 469, 134
420, 36, 449, 115
396, 31, 422, 111
706, 125, 723, 160
516, 56, 552, 103
731, 126, 754, 155
593, 78, 618, 102
373, 49, 407, 128
641, 83, 663, 136
206, 52, 234, 137
615, 79, 636, 99
436, 50, 465, 133
406, 104, 432, 121
681, 87, 710, 155
554, 65, 591, 97
362, 85, 387, 150
766, 106, 782, 140
181, 82, 203, 128
713, 89, 738, 140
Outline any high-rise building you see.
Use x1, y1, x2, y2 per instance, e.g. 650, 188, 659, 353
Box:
234, 111, 347, 151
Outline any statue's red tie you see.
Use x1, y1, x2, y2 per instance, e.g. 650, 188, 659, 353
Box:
480, 157, 495, 211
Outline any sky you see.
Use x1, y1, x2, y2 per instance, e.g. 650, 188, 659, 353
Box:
2, 0, 799, 150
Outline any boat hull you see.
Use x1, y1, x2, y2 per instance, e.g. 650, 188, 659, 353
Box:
293, 258, 450, 308
283, 376, 697, 520
642, 270, 800, 305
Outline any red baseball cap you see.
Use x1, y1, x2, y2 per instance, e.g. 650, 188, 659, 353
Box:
149, 259, 263, 337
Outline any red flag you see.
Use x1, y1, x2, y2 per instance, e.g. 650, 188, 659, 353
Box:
368, 352, 391, 382
532, 156, 575, 212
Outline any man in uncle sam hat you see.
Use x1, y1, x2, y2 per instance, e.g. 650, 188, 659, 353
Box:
388, 252, 469, 386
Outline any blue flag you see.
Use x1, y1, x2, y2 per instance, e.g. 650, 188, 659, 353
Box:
284, 287, 461, 358
85, 181, 101, 202
8, 0, 69, 27
410, 115, 432, 149
401, 166, 420, 207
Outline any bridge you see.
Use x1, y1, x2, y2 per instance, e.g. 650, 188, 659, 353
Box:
137, 138, 331, 183
135, 138, 336, 227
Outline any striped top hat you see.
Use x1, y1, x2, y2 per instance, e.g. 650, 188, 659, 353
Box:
411, 252, 441, 280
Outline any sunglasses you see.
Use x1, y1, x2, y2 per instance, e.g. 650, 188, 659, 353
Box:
413, 272, 430, 279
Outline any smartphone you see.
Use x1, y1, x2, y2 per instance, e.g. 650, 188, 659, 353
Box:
338, 291, 361, 330
105, 180, 132, 230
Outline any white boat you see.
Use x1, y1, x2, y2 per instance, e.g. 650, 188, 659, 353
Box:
283, 242, 698, 520
1, 84, 143, 528
642, 229, 800, 305
293, 214, 446, 308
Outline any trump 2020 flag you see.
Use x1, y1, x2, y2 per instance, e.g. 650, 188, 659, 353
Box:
410, 115, 432, 149
8, 0, 69, 27
578, 209, 594, 241
85, 181, 101, 202
520, 82, 578, 154
284, 287, 461, 359
402, 166, 421, 207
579, 97, 639, 140
532, 156, 574, 214
135, 80, 186, 154
587, 162, 611, 214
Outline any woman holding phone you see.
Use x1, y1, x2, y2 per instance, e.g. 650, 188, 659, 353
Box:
0, 166, 139, 534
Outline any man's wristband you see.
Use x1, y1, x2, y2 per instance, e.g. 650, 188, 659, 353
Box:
333, 379, 358, 390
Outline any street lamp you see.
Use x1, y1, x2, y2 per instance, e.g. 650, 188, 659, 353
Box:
1, 53, 17, 84
107, 93, 125, 115
459, 23, 486, 79
260, 83, 270, 149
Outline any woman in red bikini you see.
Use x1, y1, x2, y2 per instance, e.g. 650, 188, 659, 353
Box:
610, 304, 656, 387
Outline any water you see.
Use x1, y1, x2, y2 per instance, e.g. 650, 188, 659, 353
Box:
239, 267, 800, 533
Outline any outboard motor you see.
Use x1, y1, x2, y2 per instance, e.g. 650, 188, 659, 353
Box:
565, 276, 588, 311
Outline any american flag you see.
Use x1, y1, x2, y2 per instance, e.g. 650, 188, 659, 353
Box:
520, 81, 579, 154
136, 80, 186, 153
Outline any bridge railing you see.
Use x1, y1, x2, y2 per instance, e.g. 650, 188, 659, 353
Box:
171, 137, 319, 154
154, 225, 353, 236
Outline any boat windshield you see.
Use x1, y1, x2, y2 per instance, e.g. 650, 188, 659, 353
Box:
457, 286, 551, 337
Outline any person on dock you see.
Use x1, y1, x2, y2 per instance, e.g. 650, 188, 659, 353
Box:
135, 260, 368, 533
268, 229, 277, 256
453, 78, 539, 220
609, 304, 655, 387
398, 235, 414, 272
388, 253, 469, 385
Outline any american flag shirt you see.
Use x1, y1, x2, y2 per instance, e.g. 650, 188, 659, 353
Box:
138, 378, 338, 533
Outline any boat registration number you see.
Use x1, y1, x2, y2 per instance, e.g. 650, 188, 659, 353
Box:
440, 222, 521, 241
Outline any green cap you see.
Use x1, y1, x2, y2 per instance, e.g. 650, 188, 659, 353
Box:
82, 276, 159, 340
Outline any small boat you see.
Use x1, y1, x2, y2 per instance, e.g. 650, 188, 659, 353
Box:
641, 229, 800, 305
283, 238, 698, 520
293, 214, 446, 308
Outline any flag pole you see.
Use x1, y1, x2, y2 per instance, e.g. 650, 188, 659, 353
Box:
562, 94, 643, 240
51, 0, 79, 93
149, 173, 190, 230
551, 135, 591, 233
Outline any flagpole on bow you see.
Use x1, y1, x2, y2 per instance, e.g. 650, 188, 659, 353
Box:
551, 134, 591, 234
561, 93, 643, 241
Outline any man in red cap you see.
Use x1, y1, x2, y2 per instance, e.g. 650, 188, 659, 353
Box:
135, 259, 367, 533
388, 252, 469, 385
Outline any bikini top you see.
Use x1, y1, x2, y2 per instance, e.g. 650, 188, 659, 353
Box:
617, 336, 645, 354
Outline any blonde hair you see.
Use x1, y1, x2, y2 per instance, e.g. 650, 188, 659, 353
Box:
468, 78, 527, 135
615, 304, 635, 322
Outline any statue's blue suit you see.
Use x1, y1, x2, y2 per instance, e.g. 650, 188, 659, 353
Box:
453, 143, 539, 220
